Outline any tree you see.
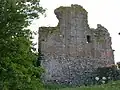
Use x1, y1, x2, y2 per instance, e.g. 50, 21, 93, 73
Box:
0, 0, 45, 89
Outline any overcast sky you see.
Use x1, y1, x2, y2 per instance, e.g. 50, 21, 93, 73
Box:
30, 0, 120, 63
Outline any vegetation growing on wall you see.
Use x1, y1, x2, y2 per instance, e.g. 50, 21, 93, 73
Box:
40, 26, 60, 41
55, 4, 87, 15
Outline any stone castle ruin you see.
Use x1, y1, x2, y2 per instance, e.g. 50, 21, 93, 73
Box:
38, 4, 115, 85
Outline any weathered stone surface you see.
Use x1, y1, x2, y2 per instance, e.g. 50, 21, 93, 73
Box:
38, 4, 115, 85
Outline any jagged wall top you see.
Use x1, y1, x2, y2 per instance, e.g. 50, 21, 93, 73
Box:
54, 4, 88, 20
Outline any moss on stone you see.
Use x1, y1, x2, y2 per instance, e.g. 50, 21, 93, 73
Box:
93, 29, 105, 42
39, 26, 60, 38
55, 4, 87, 16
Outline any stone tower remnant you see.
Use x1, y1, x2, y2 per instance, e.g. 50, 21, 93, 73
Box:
38, 4, 115, 85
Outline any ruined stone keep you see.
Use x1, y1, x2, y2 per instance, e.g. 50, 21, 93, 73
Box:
38, 4, 115, 85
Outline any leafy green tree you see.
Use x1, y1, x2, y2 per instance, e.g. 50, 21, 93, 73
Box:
0, 0, 45, 89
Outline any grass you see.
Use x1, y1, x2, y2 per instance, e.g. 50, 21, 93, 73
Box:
43, 83, 73, 90
44, 80, 120, 90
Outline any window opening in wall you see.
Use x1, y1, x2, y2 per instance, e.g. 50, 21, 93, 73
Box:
86, 35, 91, 43
41, 39, 45, 41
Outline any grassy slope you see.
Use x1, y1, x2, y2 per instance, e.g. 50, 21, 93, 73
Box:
44, 80, 120, 90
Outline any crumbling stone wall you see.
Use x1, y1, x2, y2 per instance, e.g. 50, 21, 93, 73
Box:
38, 4, 115, 85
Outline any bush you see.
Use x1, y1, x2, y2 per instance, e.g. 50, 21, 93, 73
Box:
92, 65, 120, 85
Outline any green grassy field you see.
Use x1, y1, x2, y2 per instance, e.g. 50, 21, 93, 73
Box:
44, 80, 120, 90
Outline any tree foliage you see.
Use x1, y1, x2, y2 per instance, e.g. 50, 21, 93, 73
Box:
0, 0, 45, 89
